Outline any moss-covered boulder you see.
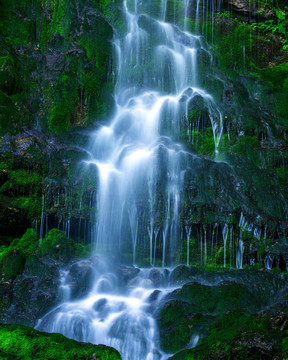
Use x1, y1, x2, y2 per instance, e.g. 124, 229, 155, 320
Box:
38, 229, 76, 263
10, 229, 39, 256
0, 228, 39, 281
158, 280, 263, 353
169, 281, 263, 313
2, 250, 25, 281
158, 300, 214, 353
0, 324, 121, 360
169, 311, 288, 359
159, 266, 288, 354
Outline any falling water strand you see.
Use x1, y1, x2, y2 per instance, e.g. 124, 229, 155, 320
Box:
185, 225, 192, 266
39, 193, 45, 243
222, 224, 228, 268
203, 225, 207, 265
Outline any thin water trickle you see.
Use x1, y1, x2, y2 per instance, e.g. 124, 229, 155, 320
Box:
36, 0, 225, 359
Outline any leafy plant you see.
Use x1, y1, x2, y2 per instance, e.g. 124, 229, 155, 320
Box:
252, 6, 288, 50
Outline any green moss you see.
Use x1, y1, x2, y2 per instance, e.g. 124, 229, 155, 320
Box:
170, 312, 288, 360
205, 19, 254, 72
177, 237, 199, 265
215, 246, 225, 266
10, 170, 42, 192
0, 0, 114, 135
38, 229, 75, 263
0, 324, 121, 360
2, 250, 25, 281
258, 63, 288, 88
0, 229, 39, 274
74, 243, 91, 259
158, 279, 267, 353
159, 300, 213, 353
10, 229, 39, 256
47, 73, 78, 133
173, 282, 262, 314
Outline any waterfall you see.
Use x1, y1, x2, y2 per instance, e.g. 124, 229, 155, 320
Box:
36, 0, 224, 359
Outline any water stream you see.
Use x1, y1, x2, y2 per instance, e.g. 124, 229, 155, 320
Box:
36, 0, 224, 358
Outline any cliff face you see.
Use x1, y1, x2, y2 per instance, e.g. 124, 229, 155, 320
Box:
0, 0, 287, 273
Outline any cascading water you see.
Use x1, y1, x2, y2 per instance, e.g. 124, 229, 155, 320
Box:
36, 0, 224, 359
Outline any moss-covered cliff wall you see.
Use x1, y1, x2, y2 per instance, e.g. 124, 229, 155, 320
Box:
0, 0, 288, 274
0, 0, 121, 134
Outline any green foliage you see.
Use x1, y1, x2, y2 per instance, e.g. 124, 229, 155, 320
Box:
0, 324, 121, 360
0, 164, 43, 221
159, 279, 269, 354
218, 10, 232, 19
208, 20, 254, 71
252, 7, 288, 50
190, 127, 216, 156
0, 246, 10, 269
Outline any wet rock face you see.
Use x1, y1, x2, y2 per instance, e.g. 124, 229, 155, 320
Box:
0, 128, 97, 243
117, 265, 141, 286
222, 0, 271, 21
1, 255, 60, 327
67, 260, 94, 300
169, 265, 201, 285
0, 283, 13, 323
0, 0, 116, 135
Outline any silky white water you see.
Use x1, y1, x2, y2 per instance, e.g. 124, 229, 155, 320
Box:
36, 0, 224, 358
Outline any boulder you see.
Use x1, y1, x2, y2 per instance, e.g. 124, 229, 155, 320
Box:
4, 255, 60, 327
67, 260, 94, 299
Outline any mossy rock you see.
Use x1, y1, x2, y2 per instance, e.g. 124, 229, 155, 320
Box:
0, 282, 13, 322
169, 280, 263, 314
4, 255, 60, 326
158, 279, 269, 353
0, 324, 121, 360
2, 249, 24, 281
158, 299, 214, 353
38, 229, 75, 263
169, 311, 288, 359
10, 229, 39, 257
0, 229, 39, 279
